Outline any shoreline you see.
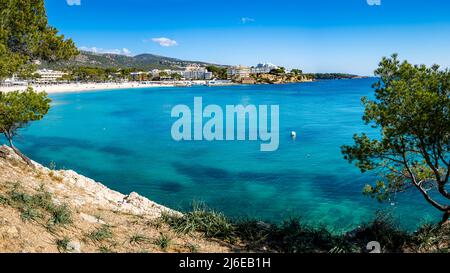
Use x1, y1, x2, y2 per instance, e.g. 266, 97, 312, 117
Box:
0, 79, 322, 94
0, 82, 179, 94
0, 78, 369, 94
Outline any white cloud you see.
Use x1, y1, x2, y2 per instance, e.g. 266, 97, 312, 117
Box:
66, 0, 81, 6
121, 48, 132, 55
241, 17, 255, 24
79, 46, 132, 56
151, 37, 178, 47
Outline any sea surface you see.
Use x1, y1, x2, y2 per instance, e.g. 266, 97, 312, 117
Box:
16, 78, 439, 232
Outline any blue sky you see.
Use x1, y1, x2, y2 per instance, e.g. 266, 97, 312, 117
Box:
46, 0, 450, 75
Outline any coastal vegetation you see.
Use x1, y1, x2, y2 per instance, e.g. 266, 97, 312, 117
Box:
250, 71, 312, 84
161, 203, 449, 253
0, 0, 78, 80
342, 54, 450, 224
0, 0, 77, 164
0, 88, 51, 165
41, 50, 219, 71
1, 183, 72, 228
60, 66, 137, 82
243, 68, 358, 85
206, 66, 228, 80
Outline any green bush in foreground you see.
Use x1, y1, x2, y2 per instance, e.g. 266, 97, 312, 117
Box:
162, 203, 449, 253
88, 225, 113, 243
163, 202, 235, 241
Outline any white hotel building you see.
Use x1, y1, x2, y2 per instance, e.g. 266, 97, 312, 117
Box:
227, 63, 279, 79
34, 69, 67, 83
250, 63, 279, 74
226, 65, 251, 79
181, 66, 213, 80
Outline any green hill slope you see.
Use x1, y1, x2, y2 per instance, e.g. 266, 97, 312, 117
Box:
41, 51, 221, 70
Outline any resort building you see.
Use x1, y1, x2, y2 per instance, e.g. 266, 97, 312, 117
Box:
163, 65, 213, 80
34, 69, 66, 83
227, 63, 279, 79
227, 65, 251, 79
182, 66, 213, 80
129, 66, 213, 82
250, 63, 279, 74
150, 69, 161, 79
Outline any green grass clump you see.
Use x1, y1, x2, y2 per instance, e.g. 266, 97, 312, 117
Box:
20, 208, 41, 222
129, 234, 151, 245
56, 237, 70, 253
5, 184, 72, 227
48, 204, 72, 226
163, 203, 235, 241
186, 243, 199, 253
155, 233, 171, 251
98, 245, 115, 253
88, 225, 113, 242
0, 195, 10, 205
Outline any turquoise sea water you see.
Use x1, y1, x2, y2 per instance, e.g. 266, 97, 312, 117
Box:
15, 78, 439, 232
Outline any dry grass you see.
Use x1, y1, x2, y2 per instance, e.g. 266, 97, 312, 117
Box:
0, 147, 234, 253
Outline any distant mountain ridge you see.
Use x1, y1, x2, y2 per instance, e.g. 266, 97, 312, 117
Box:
40, 50, 224, 70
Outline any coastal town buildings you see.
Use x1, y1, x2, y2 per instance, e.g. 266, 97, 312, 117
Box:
227, 63, 279, 80
180, 65, 213, 80
150, 69, 161, 79
1, 69, 67, 85
133, 66, 213, 81
0, 75, 28, 86
227, 65, 251, 79
250, 63, 279, 74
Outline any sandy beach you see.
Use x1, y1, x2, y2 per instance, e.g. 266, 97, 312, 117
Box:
0, 82, 177, 94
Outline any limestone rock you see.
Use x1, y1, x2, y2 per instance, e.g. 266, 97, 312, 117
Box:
0, 145, 180, 221
67, 241, 81, 253
79, 213, 106, 225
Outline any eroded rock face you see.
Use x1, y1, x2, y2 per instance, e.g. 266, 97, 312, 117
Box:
0, 145, 180, 219
0, 145, 232, 254
55, 169, 181, 218
121, 192, 181, 218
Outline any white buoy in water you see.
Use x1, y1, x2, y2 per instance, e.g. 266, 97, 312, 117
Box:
291, 131, 297, 139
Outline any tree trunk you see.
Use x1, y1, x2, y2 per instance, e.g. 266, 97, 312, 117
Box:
7, 137, 34, 167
